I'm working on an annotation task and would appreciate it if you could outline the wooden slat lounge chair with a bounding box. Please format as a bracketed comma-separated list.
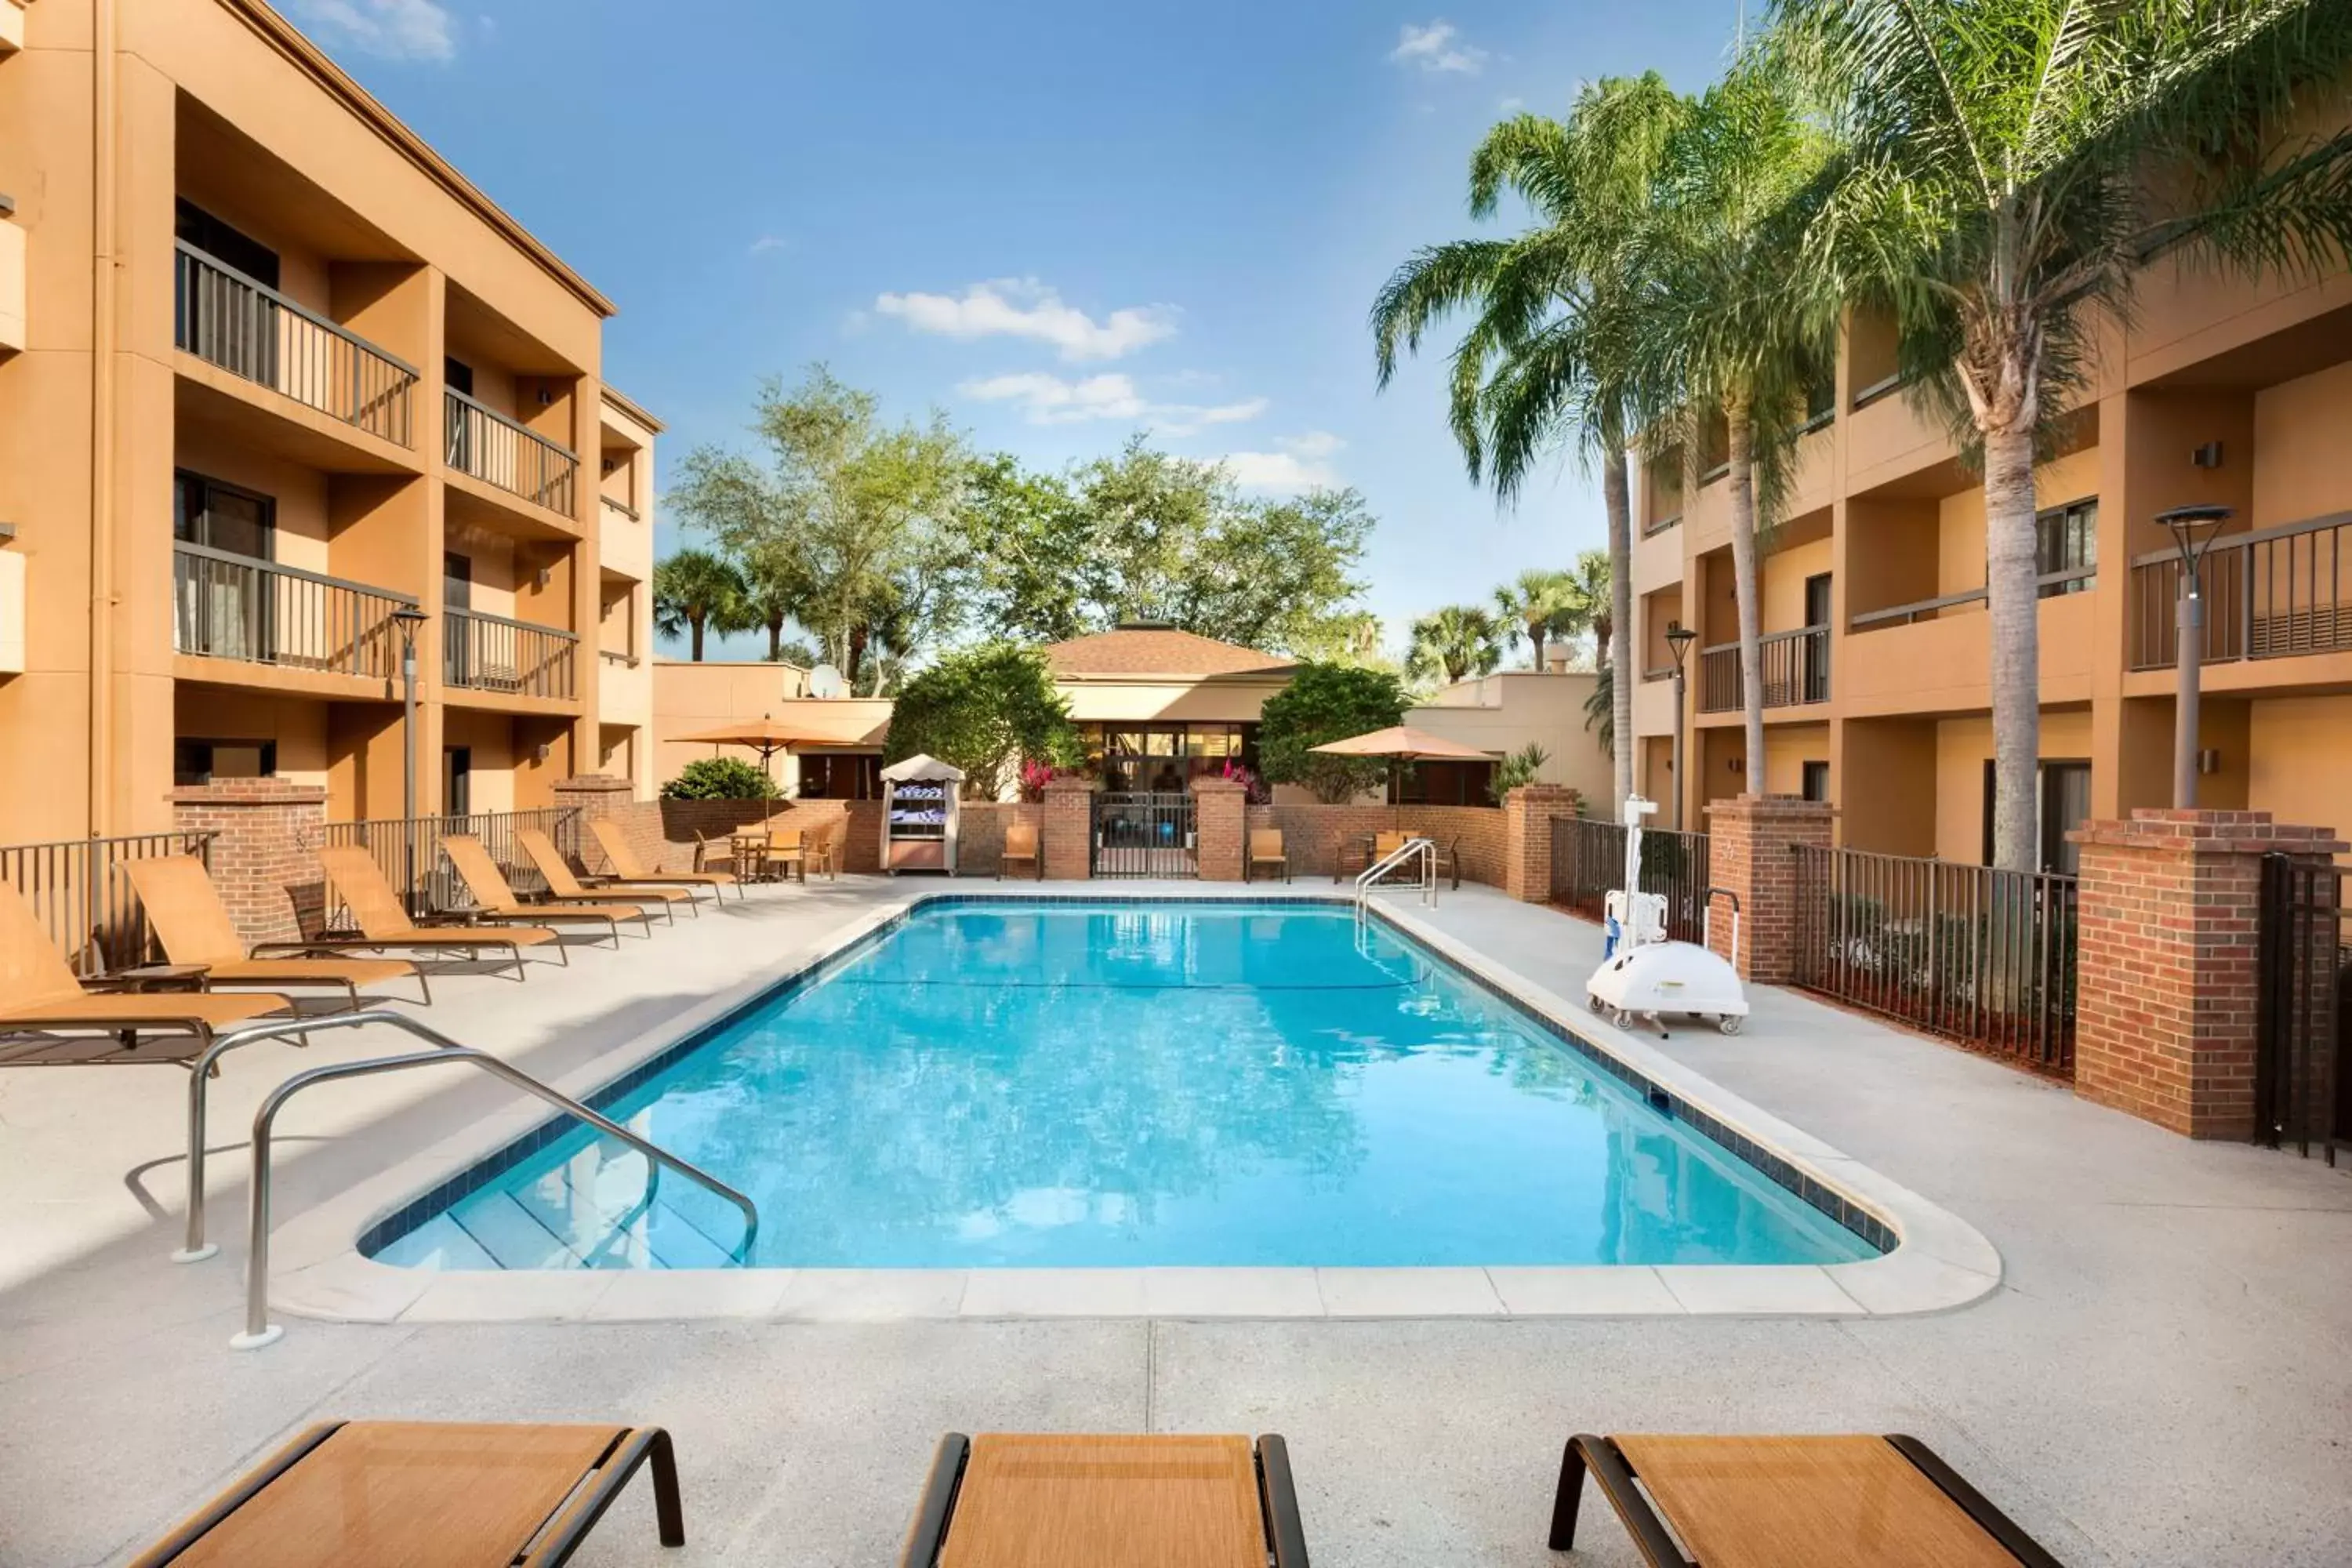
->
[587, 817, 739, 902]
[314, 846, 562, 979]
[518, 827, 699, 916]
[1247, 828, 1289, 884]
[129, 1419, 685, 1568]
[1549, 1433, 2067, 1568]
[124, 856, 424, 1009]
[442, 834, 653, 942]
[0, 880, 292, 1068]
[902, 1432, 1308, 1568]
[999, 822, 1041, 880]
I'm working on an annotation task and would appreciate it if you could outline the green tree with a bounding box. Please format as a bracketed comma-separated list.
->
[884, 644, 1083, 800]
[741, 553, 815, 663]
[1256, 662, 1412, 804]
[1775, 0, 2352, 868]
[1493, 568, 1579, 670]
[661, 757, 781, 800]
[652, 549, 752, 661]
[1406, 604, 1506, 685]
[1488, 741, 1552, 802]
[1584, 661, 1614, 757]
[1564, 547, 1613, 668]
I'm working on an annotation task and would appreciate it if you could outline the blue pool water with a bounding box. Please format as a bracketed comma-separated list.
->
[369, 902, 1875, 1271]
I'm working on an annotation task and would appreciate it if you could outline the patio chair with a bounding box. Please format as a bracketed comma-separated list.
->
[129, 1419, 685, 1567]
[804, 821, 841, 880]
[1549, 1432, 2067, 1568]
[517, 827, 699, 916]
[0, 880, 294, 1066]
[587, 817, 739, 902]
[752, 826, 808, 885]
[441, 834, 654, 942]
[1247, 827, 1289, 884]
[1000, 822, 1042, 880]
[122, 855, 425, 1009]
[900, 1432, 1308, 1568]
[314, 845, 563, 979]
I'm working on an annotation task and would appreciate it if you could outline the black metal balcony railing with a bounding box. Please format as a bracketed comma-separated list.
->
[444, 607, 577, 701]
[445, 388, 578, 517]
[2130, 511, 2352, 670]
[1849, 567, 2098, 631]
[173, 542, 415, 679]
[173, 241, 417, 447]
[1698, 626, 1831, 713]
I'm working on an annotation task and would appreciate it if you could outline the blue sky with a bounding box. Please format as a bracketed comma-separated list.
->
[285, 0, 1747, 659]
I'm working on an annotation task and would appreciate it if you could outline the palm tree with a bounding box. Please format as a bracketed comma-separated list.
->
[1584, 661, 1615, 757]
[1494, 568, 1578, 670]
[652, 549, 751, 661]
[1406, 604, 1506, 684]
[742, 555, 813, 663]
[1562, 547, 1613, 668]
[1775, 0, 2352, 868]
[1372, 74, 1690, 823]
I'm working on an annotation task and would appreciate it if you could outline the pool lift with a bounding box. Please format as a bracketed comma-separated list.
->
[1585, 796, 1748, 1037]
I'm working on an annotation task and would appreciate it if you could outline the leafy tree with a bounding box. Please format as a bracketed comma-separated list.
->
[1256, 662, 1411, 804]
[661, 757, 781, 800]
[1406, 604, 1507, 684]
[884, 644, 1083, 800]
[1775, 0, 2352, 868]
[652, 549, 752, 661]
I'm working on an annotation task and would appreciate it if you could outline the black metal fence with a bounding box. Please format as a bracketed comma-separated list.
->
[2255, 854, 2347, 1163]
[445, 608, 578, 700]
[0, 831, 216, 978]
[317, 808, 583, 917]
[1698, 626, 1831, 713]
[1549, 817, 1713, 942]
[175, 241, 416, 445]
[1791, 844, 2078, 1075]
[173, 542, 414, 679]
[1091, 793, 1197, 880]
[446, 388, 579, 517]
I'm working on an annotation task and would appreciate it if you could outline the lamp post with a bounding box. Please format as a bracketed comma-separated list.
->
[1665, 622, 1697, 830]
[390, 605, 430, 912]
[2156, 504, 2231, 808]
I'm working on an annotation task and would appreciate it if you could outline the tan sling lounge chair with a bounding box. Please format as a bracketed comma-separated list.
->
[129, 1419, 686, 1567]
[519, 826, 698, 916]
[0, 881, 292, 1069]
[587, 817, 739, 901]
[441, 834, 652, 943]
[315, 845, 562, 979]
[999, 822, 1041, 880]
[1550, 1432, 2067, 1568]
[1247, 828, 1289, 883]
[124, 856, 424, 1008]
[901, 1432, 1308, 1568]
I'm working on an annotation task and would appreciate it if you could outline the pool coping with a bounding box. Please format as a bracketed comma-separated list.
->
[263, 886, 2002, 1324]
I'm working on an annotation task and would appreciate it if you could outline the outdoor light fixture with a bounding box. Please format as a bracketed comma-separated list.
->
[390, 605, 431, 912]
[1665, 622, 1698, 830]
[2157, 503, 2233, 808]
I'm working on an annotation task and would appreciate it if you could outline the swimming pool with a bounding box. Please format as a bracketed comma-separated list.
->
[365, 900, 1879, 1272]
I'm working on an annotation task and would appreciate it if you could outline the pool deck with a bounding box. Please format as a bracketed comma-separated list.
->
[3, 877, 2348, 1565]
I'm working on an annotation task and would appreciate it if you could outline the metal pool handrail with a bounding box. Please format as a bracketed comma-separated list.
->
[1356, 837, 1437, 914]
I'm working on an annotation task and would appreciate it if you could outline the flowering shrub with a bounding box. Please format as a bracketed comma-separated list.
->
[1221, 759, 1272, 804]
[1018, 758, 1059, 802]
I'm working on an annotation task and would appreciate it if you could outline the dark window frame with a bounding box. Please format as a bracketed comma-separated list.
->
[173, 737, 278, 788]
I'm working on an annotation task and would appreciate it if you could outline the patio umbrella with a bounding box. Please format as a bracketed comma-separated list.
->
[672, 716, 836, 779]
[1310, 724, 1498, 826]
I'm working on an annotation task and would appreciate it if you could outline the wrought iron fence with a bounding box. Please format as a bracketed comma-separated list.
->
[316, 808, 583, 919]
[445, 608, 578, 701]
[2130, 512, 2352, 670]
[173, 542, 414, 678]
[1548, 816, 1713, 942]
[1792, 844, 2078, 1075]
[0, 831, 216, 978]
[1091, 793, 1198, 880]
[2254, 855, 2346, 1163]
[174, 241, 417, 445]
[445, 388, 578, 517]
[1697, 626, 1830, 713]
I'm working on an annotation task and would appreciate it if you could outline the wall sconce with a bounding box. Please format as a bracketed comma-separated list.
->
[537, 386, 554, 406]
[533, 566, 552, 590]
[2191, 442, 2223, 470]
[1728, 757, 1745, 775]
[2198, 748, 2223, 775]
[534, 742, 553, 764]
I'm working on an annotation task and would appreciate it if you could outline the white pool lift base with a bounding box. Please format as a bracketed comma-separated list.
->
[1584, 797, 1748, 1039]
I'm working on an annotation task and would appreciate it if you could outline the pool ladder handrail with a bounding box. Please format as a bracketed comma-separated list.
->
[1354, 836, 1437, 915]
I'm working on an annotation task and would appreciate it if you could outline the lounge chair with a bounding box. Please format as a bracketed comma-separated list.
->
[518, 827, 699, 916]
[1247, 827, 1289, 883]
[129, 1420, 685, 1567]
[123, 856, 424, 1008]
[314, 845, 562, 979]
[1550, 1432, 2067, 1568]
[0, 880, 293, 1067]
[1000, 822, 1041, 880]
[587, 817, 739, 901]
[902, 1433, 1308, 1568]
[441, 834, 654, 942]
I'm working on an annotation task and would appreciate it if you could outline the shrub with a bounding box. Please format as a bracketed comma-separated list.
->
[1256, 661, 1409, 804]
[1486, 742, 1551, 803]
[886, 644, 1084, 799]
[661, 757, 782, 800]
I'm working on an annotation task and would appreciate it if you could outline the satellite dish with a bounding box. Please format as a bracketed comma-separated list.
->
[808, 663, 846, 700]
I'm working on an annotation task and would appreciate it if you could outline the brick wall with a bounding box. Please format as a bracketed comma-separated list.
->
[1703, 794, 1832, 983]
[168, 778, 327, 948]
[1503, 785, 1581, 902]
[1241, 802, 1512, 887]
[1041, 775, 1095, 880]
[961, 801, 1045, 877]
[555, 780, 887, 877]
[2071, 809, 2343, 1139]
[1191, 776, 1247, 881]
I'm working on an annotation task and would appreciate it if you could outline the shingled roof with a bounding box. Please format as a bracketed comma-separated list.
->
[1041, 626, 1295, 678]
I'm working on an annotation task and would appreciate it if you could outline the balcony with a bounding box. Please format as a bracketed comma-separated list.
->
[2130, 512, 2352, 671]
[172, 242, 417, 446]
[172, 542, 414, 681]
[446, 390, 578, 519]
[444, 607, 577, 702]
[1698, 626, 1831, 713]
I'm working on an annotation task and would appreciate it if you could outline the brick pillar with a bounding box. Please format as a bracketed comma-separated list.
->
[554, 774, 645, 872]
[1702, 794, 1832, 983]
[1191, 775, 1247, 882]
[168, 779, 328, 948]
[1041, 774, 1095, 880]
[2071, 809, 2343, 1139]
[1503, 784, 1581, 902]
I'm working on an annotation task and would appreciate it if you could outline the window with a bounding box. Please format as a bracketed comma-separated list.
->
[1392, 760, 1496, 806]
[173, 474, 277, 661]
[175, 201, 279, 288]
[1802, 760, 1830, 802]
[442, 748, 472, 816]
[174, 739, 275, 787]
[797, 753, 881, 800]
[2036, 499, 2097, 597]
[174, 471, 275, 559]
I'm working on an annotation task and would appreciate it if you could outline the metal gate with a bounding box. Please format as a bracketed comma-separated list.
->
[2254, 853, 2348, 1163]
[1091, 792, 1197, 880]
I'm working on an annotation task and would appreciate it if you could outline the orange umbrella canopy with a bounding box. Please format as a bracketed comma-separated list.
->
[1308, 725, 1495, 762]
[672, 716, 850, 775]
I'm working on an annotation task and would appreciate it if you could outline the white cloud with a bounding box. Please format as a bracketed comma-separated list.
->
[958, 372, 1266, 436]
[1390, 20, 1487, 75]
[1218, 432, 1346, 493]
[284, 0, 458, 62]
[1497, 95, 1526, 114]
[874, 278, 1178, 362]
[748, 234, 791, 256]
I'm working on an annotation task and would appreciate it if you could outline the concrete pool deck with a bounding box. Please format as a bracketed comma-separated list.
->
[2, 878, 2348, 1564]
